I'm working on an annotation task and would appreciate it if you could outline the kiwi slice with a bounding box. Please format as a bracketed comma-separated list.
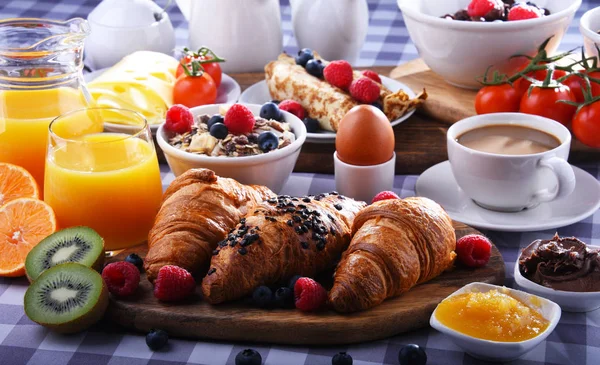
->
[25, 226, 104, 282]
[24, 263, 109, 333]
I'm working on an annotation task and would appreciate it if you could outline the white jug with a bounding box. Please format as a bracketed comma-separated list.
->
[290, 0, 369, 65]
[175, 0, 283, 73]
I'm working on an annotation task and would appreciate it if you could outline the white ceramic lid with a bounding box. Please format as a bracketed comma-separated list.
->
[87, 0, 164, 28]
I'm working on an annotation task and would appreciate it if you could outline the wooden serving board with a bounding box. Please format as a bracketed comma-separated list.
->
[106, 221, 505, 345]
[232, 61, 599, 175]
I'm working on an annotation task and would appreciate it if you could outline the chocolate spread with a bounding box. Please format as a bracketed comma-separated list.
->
[519, 234, 600, 292]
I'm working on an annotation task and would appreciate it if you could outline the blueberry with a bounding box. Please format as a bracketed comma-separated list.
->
[295, 48, 314, 67]
[260, 102, 282, 121]
[274, 287, 294, 308]
[257, 131, 279, 152]
[398, 344, 427, 365]
[305, 59, 324, 78]
[302, 117, 320, 133]
[207, 114, 224, 129]
[371, 101, 384, 112]
[252, 285, 273, 308]
[210, 122, 229, 139]
[332, 352, 353, 365]
[145, 329, 168, 351]
[235, 349, 262, 365]
[288, 275, 302, 290]
[125, 253, 144, 272]
[270, 99, 280, 105]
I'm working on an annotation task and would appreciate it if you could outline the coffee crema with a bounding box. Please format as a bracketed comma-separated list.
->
[456, 124, 561, 155]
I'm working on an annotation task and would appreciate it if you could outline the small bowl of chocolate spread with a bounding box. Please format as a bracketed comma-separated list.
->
[514, 234, 600, 312]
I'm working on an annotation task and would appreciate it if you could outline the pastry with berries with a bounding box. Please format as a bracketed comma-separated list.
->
[265, 52, 427, 132]
[201, 193, 366, 304]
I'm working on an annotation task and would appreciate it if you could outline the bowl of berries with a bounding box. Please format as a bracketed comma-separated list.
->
[157, 103, 307, 193]
[398, 0, 582, 89]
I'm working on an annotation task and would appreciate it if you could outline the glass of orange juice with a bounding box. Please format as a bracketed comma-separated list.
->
[44, 108, 163, 251]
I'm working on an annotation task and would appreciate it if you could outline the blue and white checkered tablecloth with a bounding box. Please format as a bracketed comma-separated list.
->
[1, 0, 600, 364]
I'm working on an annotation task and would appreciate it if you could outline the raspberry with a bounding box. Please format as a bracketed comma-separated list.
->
[349, 77, 381, 104]
[507, 4, 543, 21]
[165, 104, 194, 134]
[324, 60, 354, 90]
[102, 262, 140, 297]
[371, 191, 400, 204]
[456, 234, 492, 268]
[224, 104, 255, 135]
[153, 265, 196, 302]
[278, 100, 306, 120]
[467, 0, 503, 18]
[294, 277, 327, 311]
[362, 70, 382, 84]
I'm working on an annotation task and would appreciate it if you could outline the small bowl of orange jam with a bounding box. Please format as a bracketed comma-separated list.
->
[430, 282, 561, 362]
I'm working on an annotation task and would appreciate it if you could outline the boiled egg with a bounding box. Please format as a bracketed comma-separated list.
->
[335, 105, 395, 166]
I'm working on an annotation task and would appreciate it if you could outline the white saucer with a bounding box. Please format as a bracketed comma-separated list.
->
[238, 75, 417, 144]
[415, 161, 600, 232]
[84, 69, 241, 133]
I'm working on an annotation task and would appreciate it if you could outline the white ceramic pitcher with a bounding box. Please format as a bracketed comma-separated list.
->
[290, 0, 369, 65]
[175, 0, 283, 73]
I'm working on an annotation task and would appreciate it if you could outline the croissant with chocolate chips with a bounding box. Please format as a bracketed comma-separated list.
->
[201, 193, 366, 304]
[329, 197, 456, 313]
[144, 169, 275, 282]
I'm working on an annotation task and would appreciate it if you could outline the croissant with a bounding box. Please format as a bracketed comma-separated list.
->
[329, 197, 456, 313]
[144, 169, 275, 282]
[201, 193, 366, 304]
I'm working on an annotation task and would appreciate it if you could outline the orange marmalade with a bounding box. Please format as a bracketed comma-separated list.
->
[435, 289, 549, 342]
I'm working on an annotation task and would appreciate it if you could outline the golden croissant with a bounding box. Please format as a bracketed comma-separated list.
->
[329, 197, 456, 312]
[201, 193, 366, 304]
[144, 169, 275, 282]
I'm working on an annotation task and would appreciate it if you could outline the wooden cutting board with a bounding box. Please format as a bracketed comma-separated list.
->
[106, 221, 505, 345]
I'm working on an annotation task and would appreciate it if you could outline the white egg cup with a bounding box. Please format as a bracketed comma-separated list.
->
[333, 152, 396, 204]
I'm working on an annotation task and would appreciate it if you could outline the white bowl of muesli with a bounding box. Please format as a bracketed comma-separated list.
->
[157, 103, 307, 193]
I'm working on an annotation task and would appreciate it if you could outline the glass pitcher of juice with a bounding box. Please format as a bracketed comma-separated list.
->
[0, 18, 92, 190]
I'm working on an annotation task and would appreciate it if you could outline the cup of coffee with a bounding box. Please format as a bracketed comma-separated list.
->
[447, 113, 576, 212]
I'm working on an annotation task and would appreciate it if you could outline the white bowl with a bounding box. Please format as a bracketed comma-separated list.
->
[430, 282, 561, 362]
[157, 104, 307, 193]
[398, 0, 582, 89]
[580, 6, 600, 59]
[513, 246, 600, 312]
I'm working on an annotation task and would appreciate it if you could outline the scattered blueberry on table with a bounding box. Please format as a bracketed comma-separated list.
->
[146, 329, 169, 351]
[235, 348, 262, 365]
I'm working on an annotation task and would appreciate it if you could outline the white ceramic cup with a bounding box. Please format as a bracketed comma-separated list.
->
[447, 113, 576, 212]
[85, 15, 175, 70]
[334, 152, 396, 203]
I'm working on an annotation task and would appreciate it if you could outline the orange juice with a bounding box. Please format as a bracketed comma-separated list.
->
[44, 133, 163, 250]
[0, 88, 88, 187]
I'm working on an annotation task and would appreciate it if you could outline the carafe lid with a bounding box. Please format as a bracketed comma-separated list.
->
[88, 0, 166, 28]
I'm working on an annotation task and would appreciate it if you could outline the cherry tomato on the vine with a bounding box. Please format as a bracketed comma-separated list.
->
[173, 72, 217, 108]
[519, 85, 576, 126]
[572, 101, 600, 148]
[514, 69, 567, 97]
[176, 55, 222, 87]
[475, 84, 522, 114]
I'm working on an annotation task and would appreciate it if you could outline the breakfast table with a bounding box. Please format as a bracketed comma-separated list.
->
[1, 0, 600, 364]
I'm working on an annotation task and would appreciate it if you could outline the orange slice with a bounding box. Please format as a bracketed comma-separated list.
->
[0, 198, 57, 277]
[0, 163, 39, 206]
